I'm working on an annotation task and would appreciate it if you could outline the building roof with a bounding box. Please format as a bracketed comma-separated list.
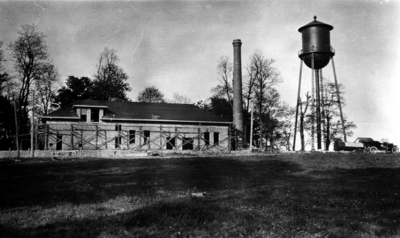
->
[298, 16, 333, 32]
[71, 99, 108, 108]
[42, 99, 231, 124]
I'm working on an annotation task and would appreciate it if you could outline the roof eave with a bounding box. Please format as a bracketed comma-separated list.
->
[72, 105, 108, 108]
[101, 118, 232, 124]
[41, 116, 80, 120]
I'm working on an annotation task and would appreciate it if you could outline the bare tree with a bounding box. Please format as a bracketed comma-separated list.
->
[243, 64, 257, 114]
[137, 86, 165, 103]
[299, 92, 311, 151]
[92, 47, 131, 101]
[275, 102, 296, 151]
[211, 56, 233, 106]
[34, 62, 60, 115]
[169, 92, 191, 104]
[304, 82, 356, 150]
[320, 82, 356, 149]
[8, 24, 49, 134]
[248, 50, 282, 150]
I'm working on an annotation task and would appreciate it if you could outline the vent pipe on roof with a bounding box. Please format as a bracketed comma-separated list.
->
[232, 39, 245, 149]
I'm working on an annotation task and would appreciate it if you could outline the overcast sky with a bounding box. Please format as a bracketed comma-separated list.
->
[1, 0, 399, 145]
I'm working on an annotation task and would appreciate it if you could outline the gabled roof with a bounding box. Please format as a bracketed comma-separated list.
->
[71, 99, 108, 108]
[43, 106, 80, 119]
[42, 99, 231, 124]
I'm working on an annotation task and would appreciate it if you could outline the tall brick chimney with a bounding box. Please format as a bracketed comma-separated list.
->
[232, 39, 245, 149]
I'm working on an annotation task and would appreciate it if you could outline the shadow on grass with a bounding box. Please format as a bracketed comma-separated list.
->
[0, 198, 270, 238]
[1, 157, 400, 237]
[0, 158, 302, 208]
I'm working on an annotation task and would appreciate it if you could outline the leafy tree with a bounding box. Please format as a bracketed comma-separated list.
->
[137, 86, 165, 103]
[8, 24, 49, 135]
[0, 41, 15, 150]
[55, 76, 93, 106]
[194, 99, 211, 110]
[209, 96, 233, 121]
[168, 92, 192, 104]
[0, 95, 15, 150]
[92, 47, 131, 101]
[0, 41, 10, 96]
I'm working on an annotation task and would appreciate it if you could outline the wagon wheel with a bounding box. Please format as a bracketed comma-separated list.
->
[392, 147, 399, 154]
[369, 146, 378, 154]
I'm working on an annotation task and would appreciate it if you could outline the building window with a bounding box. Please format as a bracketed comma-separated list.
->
[80, 109, 87, 122]
[183, 138, 193, 150]
[91, 108, 99, 122]
[204, 132, 210, 146]
[214, 132, 219, 145]
[115, 125, 121, 131]
[56, 135, 62, 150]
[115, 136, 122, 148]
[166, 137, 175, 150]
[129, 130, 136, 144]
[143, 130, 150, 144]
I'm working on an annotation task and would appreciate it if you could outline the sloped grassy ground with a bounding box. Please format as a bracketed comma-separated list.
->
[0, 153, 400, 237]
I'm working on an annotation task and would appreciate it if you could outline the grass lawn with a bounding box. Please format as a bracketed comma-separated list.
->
[1, 153, 400, 237]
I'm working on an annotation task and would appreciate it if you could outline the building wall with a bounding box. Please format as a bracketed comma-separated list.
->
[44, 121, 230, 151]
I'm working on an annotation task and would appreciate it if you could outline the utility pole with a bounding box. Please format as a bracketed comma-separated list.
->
[13, 98, 20, 159]
[31, 91, 35, 158]
[249, 100, 254, 152]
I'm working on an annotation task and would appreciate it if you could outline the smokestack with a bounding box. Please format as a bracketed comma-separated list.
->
[232, 39, 245, 149]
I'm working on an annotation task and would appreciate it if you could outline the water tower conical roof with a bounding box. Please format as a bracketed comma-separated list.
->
[298, 16, 333, 32]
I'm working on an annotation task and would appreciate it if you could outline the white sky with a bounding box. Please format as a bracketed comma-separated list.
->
[0, 0, 399, 145]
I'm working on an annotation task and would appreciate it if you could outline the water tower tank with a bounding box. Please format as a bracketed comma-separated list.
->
[298, 16, 335, 69]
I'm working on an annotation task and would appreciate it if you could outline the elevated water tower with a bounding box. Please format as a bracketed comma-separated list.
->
[293, 16, 346, 151]
[298, 16, 334, 69]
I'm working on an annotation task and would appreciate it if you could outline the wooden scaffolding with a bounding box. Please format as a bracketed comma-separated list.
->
[37, 124, 232, 152]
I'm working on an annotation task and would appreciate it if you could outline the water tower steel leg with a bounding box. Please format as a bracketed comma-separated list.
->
[311, 54, 315, 151]
[319, 70, 327, 150]
[293, 59, 303, 151]
[331, 57, 347, 142]
[315, 69, 322, 150]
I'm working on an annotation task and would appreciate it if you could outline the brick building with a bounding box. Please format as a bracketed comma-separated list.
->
[40, 99, 232, 152]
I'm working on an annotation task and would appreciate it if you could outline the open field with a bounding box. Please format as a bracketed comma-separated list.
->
[1, 153, 400, 237]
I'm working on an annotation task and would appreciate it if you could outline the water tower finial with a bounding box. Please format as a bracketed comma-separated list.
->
[314, 16, 317, 21]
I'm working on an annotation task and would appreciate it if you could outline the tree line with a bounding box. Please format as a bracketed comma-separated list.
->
[0, 24, 355, 151]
